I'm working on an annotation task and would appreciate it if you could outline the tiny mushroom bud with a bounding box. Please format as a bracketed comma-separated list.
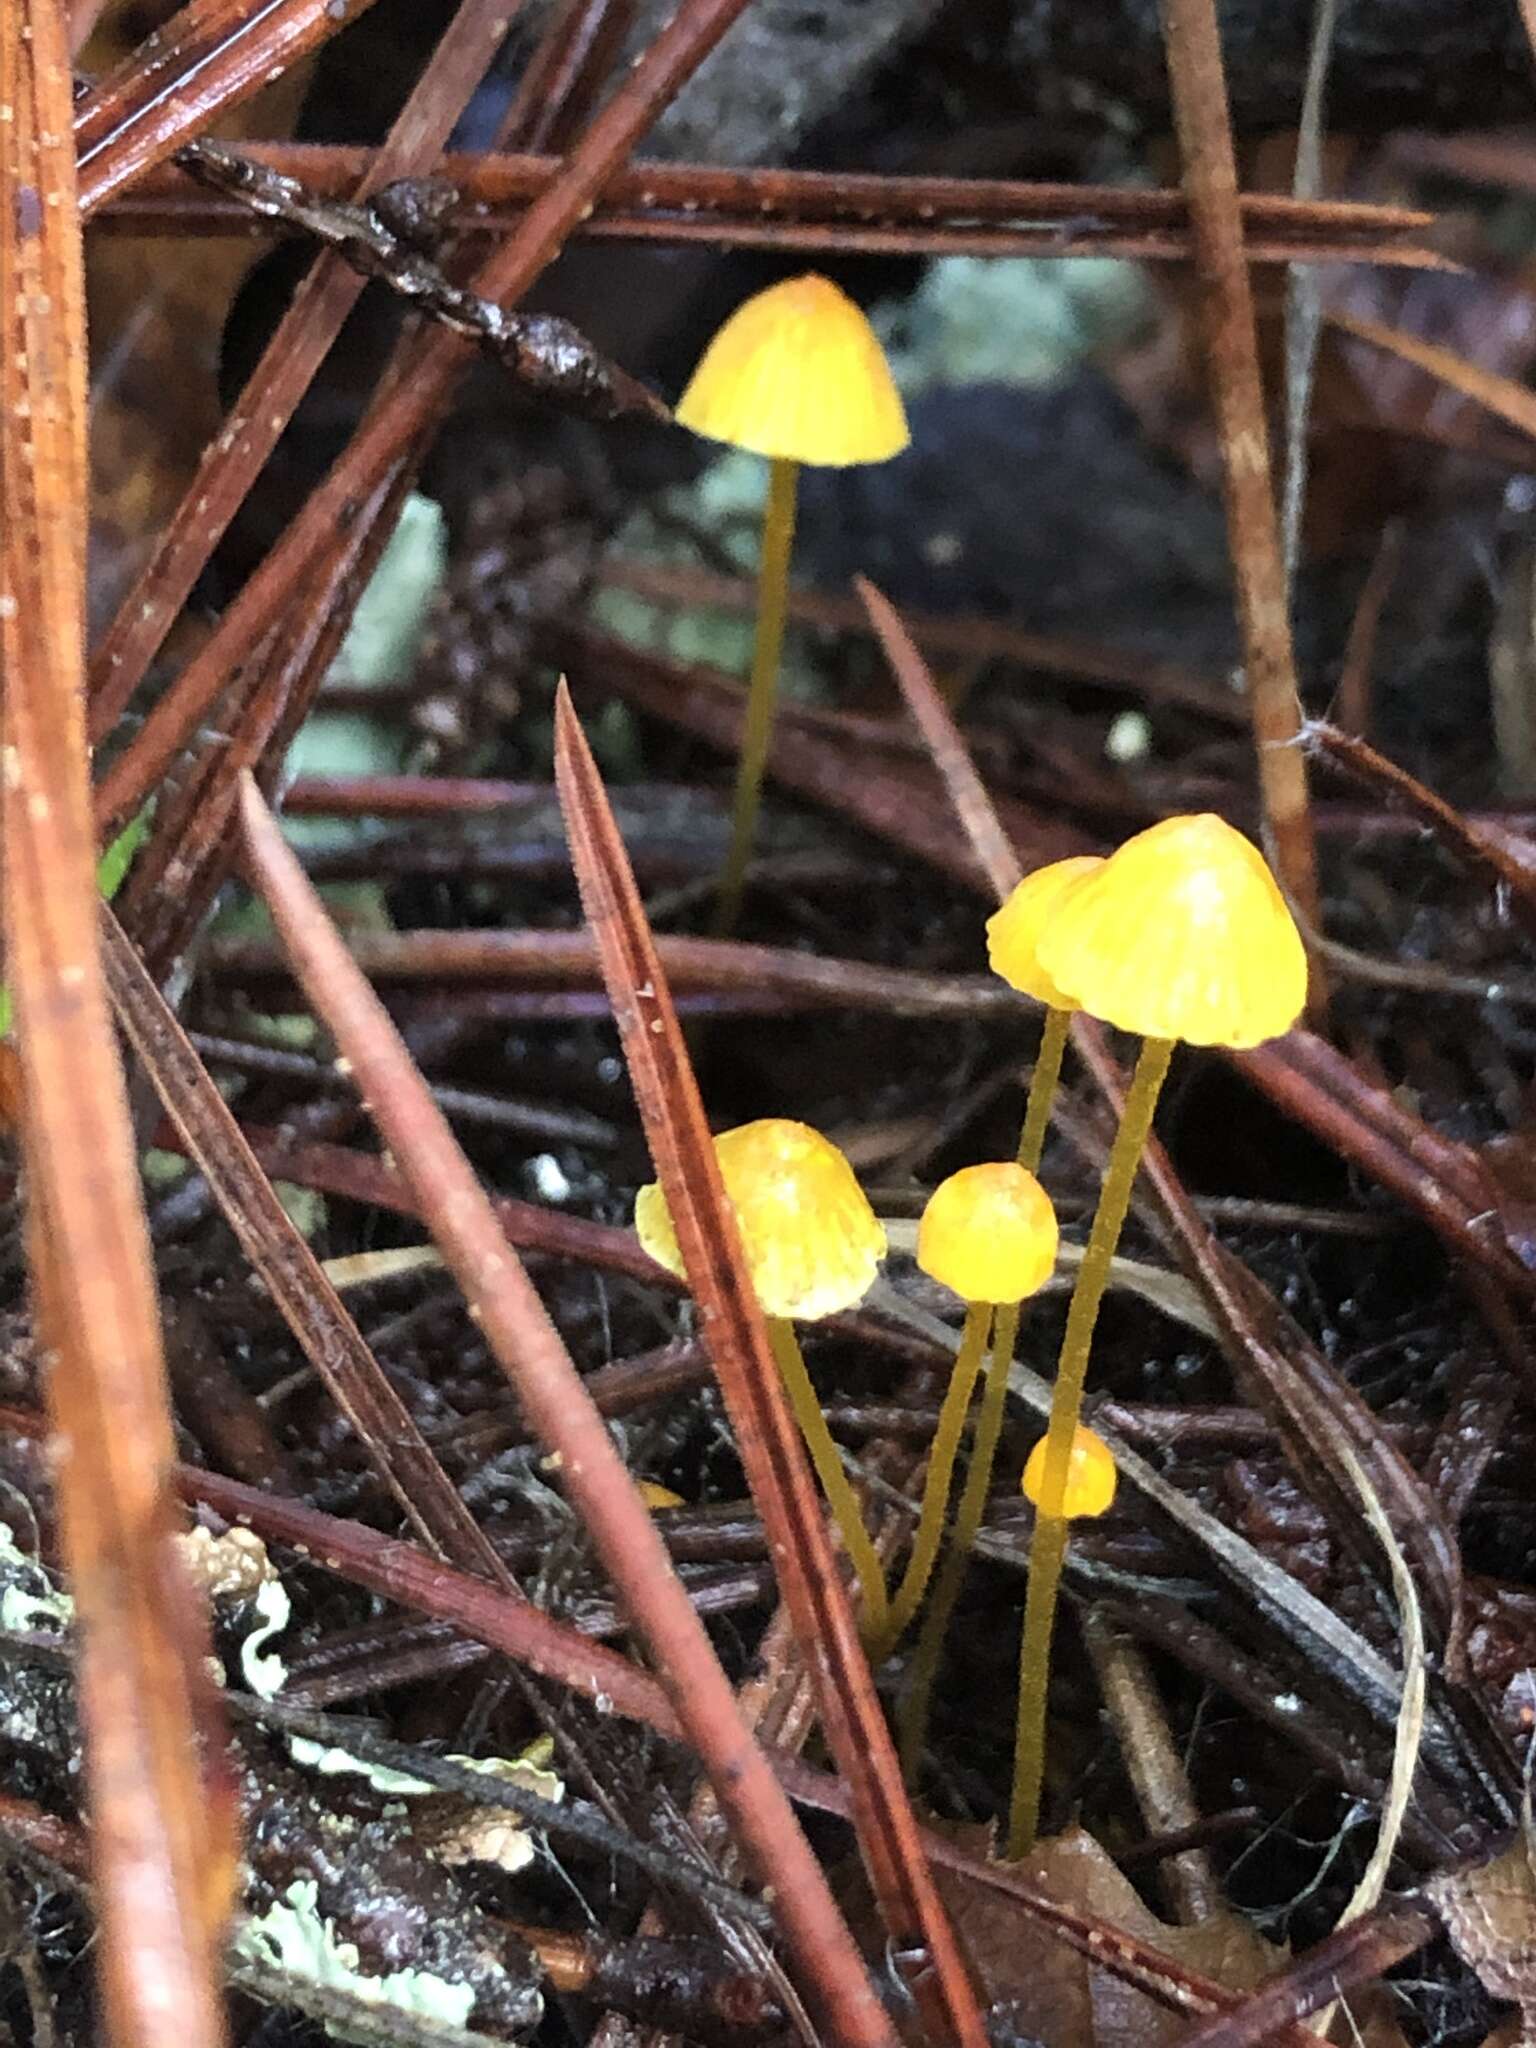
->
[1022, 1424, 1117, 1522]
[880, 1163, 1060, 1659]
[675, 275, 909, 931]
[635, 1117, 890, 1632]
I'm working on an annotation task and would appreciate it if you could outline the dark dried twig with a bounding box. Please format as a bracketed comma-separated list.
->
[210, 924, 1022, 1017]
[177, 141, 666, 422]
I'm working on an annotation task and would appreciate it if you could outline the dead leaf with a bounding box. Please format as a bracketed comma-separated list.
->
[1428, 1835, 1536, 2016]
[931, 1827, 1284, 2048]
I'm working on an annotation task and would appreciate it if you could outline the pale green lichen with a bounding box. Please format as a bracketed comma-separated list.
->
[873, 254, 1150, 394]
[0, 1524, 71, 1636]
[284, 491, 447, 850]
[234, 1877, 476, 2032]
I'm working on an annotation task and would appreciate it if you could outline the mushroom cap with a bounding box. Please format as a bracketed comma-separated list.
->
[674, 274, 910, 467]
[634, 1117, 887, 1320]
[916, 1162, 1058, 1306]
[1022, 1424, 1118, 1520]
[985, 855, 1105, 1007]
[1037, 814, 1307, 1048]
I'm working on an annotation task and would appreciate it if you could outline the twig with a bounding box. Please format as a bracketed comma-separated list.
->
[1083, 1613, 1220, 1924]
[208, 924, 1023, 1016]
[856, 576, 1024, 899]
[177, 140, 665, 420]
[98, 141, 1444, 268]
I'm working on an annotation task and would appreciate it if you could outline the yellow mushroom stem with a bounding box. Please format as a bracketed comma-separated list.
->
[876, 1300, 992, 1657]
[894, 1007, 1069, 1762]
[1017, 1004, 1070, 1175]
[714, 455, 799, 935]
[765, 1314, 889, 1638]
[1009, 1031, 1173, 1858]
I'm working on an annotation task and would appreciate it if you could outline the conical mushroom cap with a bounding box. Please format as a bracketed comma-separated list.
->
[916, 1162, 1058, 1306]
[634, 1118, 886, 1320]
[986, 855, 1104, 1007]
[675, 274, 909, 467]
[1037, 814, 1307, 1048]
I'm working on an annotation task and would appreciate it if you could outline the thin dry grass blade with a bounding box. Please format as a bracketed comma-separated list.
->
[234, 773, 898, 2048]
[0, 5, 228, 2042]
[856, 574, 1024, 900]
[1159, 0, 1326, 1002]
[100, 906, 509, 1581]
[1328, 306, 1536, 441]
[551, 683, 989, 2048]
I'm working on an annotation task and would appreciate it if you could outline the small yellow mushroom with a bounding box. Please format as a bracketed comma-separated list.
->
[636, 1117, 889, 1631]
[877, 1164, 1057, 1660]
[676, 276, 909, 930]
[1010, 814, 1305, 1857]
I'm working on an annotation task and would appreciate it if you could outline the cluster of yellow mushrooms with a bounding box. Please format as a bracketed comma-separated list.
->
[633, 278, 1311, 1859]
[637, 810, 1308, 1857]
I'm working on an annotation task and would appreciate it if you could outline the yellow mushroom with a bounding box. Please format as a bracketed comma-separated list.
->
[1009, 813, 1305, 1857]
[675, 276, 909, 931]
[635, 1117, 890, 1632]
[879, 1164, 1057, 1664]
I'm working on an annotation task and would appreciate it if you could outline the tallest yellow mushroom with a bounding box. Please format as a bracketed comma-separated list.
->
[676, 274, 909, 931]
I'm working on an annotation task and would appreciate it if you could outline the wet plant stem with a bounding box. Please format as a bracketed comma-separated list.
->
[1010, 1032, 1174, 1858]
[766, 1315, 888, 1639]
[714, 455, 798, 935]
[896, 1008, 1070, 1766]
[875, 1301, 992, 1658]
